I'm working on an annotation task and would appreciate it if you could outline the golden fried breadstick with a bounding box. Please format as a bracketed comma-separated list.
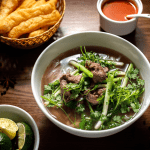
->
[16, 0, 37, 10]
[32, 0, 57, 8]
[28, 26, 49, 38]
[32, 0, 46, 7]
[8, 10, 61, 38]
[0, 2, 56, 34]
[47, 0, 58, 6]
[0, 0, 20, 20]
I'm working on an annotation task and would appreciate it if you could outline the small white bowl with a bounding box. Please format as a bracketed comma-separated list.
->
[97, 0, 143, 36]
[0, 104, 39, 150]
[31, 31, 150, 138]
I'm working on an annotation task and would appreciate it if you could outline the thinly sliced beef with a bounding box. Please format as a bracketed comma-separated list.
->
[86, 92, 99, 105]
[103, 67, 109, 73]
[85, 88, 106, 105]
[60, 73, 82, 102]
[60, 73, 82, 84]
[66, 74, 82, 84]
[97, 88, 106, 96]
[86, 61, 107, 83]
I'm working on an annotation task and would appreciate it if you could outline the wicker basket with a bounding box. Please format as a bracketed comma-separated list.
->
[0, 0, 65, 49]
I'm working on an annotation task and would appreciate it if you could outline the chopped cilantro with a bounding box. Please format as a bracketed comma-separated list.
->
[79, 113, 93, 130]
[75, 104, 85, 114]
[42, 47, 145, 131]
[78, 46, 116, 69]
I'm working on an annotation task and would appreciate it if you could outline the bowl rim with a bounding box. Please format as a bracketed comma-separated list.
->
[0, 104, 40, 149]
[31, 31, 150, 136]
[97, 0, 143, 23]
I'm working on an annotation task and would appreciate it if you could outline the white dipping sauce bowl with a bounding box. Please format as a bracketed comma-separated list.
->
[97, 0, 143, 36]
[0, 104, 40, 150]
[31, 31, 150, 138]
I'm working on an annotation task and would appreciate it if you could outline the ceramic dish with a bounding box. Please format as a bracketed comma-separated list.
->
[31, 31, 150, 138]
[0, 104, 39, 149]
[97, 0, 143, 36]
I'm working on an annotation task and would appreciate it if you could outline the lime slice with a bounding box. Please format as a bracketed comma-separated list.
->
[0, 132, 12, 150]
[17, 122, 34, 150]
[17, 123, 25, 150]
[0, 118, 18, 140]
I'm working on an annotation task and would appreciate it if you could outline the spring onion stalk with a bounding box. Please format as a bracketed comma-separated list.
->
[74, 73, 80, 76]
[70, 69, 79, 75]
[97, 77, 122, 90]
[101, 77, 123, 83]
[112, 77, 123, 82]
[115, 71, 126, 76]
[99, 60, 124, 66]
[44, 101, 49, 106]
[97, 84, 107, 88]
[121, 63, 133, 87]
[54, 87, 61, 97]
[113, 61, 124, 66]
[106, 71, 125, 76]
[97, 77, 123, 89]
[69, 60, 93, 78]
[94, 74, 114, 129]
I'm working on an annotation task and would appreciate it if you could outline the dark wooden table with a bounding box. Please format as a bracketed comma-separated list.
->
[0, 0, 150, 149]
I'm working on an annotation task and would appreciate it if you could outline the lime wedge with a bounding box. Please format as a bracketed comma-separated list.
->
[0, 118, 18, 140]
[0, 132, 12, 150]
[17, 123, 25, 150]
[17, 122, 34, 150]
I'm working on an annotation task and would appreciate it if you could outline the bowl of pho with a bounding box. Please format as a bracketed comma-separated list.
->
[31, 31, 150, 138]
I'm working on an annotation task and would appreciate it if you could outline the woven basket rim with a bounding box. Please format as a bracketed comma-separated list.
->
[0, 0, 66, 41]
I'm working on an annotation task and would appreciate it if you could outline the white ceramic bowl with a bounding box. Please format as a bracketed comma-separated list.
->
[31, 31, 150, 138]
[0, 104, 40, 149]
[97, 0, 143, 36]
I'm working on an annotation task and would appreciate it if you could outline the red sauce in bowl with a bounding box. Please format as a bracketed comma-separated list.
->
[102, 0, 138, 21]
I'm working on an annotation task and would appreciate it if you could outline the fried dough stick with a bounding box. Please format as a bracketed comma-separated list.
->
[28, 26, 49, 38]
[28, 0, 58, 37]
[0, 0, 20, 20]
[8, 10, 61, 38]
[0, 2, 56, 34]
[16, 0, 37, 10]
[32, 0, 46, 7]
[47, 0, 58, 6]
[27, 0, 47, 37]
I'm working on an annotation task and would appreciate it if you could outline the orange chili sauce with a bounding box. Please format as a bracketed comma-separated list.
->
[102, 0, 138, 21]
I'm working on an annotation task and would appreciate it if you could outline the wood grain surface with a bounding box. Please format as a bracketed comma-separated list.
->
[0, 0, 150, 149]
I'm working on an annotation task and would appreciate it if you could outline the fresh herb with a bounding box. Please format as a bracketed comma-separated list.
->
[69, 60, 93, 78]
[44, 79, 60, 95]
[42, 47, 145, 131]
[79, 113, 93, 130]
[75, 104, 85, 114]
[63, 83, 81, 99]
[94, 73, 114, 129]
[78, 46, 124, 69]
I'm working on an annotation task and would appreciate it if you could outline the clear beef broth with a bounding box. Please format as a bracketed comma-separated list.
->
[41, 46, 135, 127]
